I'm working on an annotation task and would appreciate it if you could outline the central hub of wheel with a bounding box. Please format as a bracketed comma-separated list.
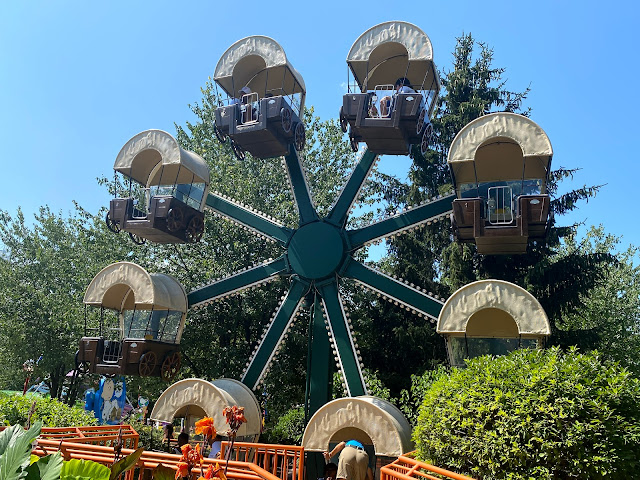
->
[287, 221, 345, 280]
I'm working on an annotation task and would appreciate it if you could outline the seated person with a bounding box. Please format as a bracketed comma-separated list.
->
[319, 463, 338, 480]
[380, 77, 415, 117]
[174, 432, 189, 455]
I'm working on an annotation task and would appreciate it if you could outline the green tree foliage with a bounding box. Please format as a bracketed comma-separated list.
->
[0, 207, 137, 398]
[413, 348, 640, 479]
[0, 394, 96, 427]
[555, 226, 640, 373]
[262, 406, 305, 445]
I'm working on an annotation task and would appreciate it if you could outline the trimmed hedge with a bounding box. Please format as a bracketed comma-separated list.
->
[0, 393, 97, 427]
[413, 347, 640, 479]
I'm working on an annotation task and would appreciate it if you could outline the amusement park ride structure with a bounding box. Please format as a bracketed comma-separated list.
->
[80, 21, 553, 419]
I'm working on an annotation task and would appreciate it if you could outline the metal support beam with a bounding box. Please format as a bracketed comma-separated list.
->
[283, 148, 319, 226]
[205, 192, 293, 245]
[343, 259, 444, 320]
[326, 149, 378, 227]
[305, 291, 332, 421]
[318, 281, 366, 397]
[242, 278, 309, 389]
[348, 194, 455, 249]
[187, 256, 289, 308]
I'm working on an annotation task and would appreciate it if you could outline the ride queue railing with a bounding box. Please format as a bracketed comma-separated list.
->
[33, 439, 281, 480]
[380, 453, 476, 480]
[0, 424, 139, 449]
[220, 441, 304, 480]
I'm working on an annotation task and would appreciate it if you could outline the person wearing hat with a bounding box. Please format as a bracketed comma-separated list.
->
[323, 440, 372, 480]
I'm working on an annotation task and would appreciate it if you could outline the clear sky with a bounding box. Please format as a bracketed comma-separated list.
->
[1, 1, 638, 249]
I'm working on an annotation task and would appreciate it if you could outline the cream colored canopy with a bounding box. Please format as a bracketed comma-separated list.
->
[150, 378, 262, 437]
[83, 262, 188, 313]
[347, 21, 439, 92]
[114, 130, 210, 188]
[214, 36, 305, 110]
[302, 396, 412, 457]
[447, 113, 553, 188]
[437, 280, 551, 338]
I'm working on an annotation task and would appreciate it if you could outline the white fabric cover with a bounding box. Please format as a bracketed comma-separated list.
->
[83, 262, 187, 313]
[149, 378, 261, 437]
[346, 21, 439, 92]
[437, 280, 551, 337]
[447, 113, 552, 185]
[114, 130, 210, 188]
[301, 396, 412, 457]
[214, 35, 305, 111]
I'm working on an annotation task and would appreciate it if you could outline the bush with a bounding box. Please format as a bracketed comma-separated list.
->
[0, 393, 97, 427]
[413, 347, 640, 479]
[263, 406, 305, 445]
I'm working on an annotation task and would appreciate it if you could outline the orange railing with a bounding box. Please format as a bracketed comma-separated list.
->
[0, 424, 139, 448]
[380, 453, 476, 480]
[221, 441, 304, 480]
[34, 439, 281, 480]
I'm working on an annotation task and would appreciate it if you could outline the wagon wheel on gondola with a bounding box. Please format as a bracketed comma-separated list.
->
[214, 123, 227, 144]
[281, 107, 292, 133]
[128, 232, 146, 245]
[105, 212, 120, 233]
[231, 139, 246, 161]
[339, 106, 348, 133]
[166, 207, 185, 232]
[160, 351, 181, 381]
[185, 216, 205, 243]
[138, 351, 157, 377]
[420, 123, 434, 156]
[294, 123, 306, 152]
[416, 108, 427, 135]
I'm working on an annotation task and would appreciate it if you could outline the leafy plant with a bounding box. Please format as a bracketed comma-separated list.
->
[0, 395, 96, 428]
[413, 347, 640, 479]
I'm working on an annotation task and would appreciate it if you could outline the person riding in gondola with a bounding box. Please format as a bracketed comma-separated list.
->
[379, 78, 416, 117]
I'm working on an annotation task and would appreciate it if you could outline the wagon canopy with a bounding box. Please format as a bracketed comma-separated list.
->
[214, 35, 306, 111]
[347, 21, 439, 93]
[150, 378, 262, 437]
[302, 396, 413, 457]
[437, 279, 551, 338]
[83, 262, 188, 313]
[447, 113, 553, 188]
[113, 130, 210, 189]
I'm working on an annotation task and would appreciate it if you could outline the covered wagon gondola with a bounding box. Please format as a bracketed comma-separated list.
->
[448, 112, 553, 254]
[76, 262, 187, 381]
[106, 130, 210, 244]
[213, 36, 306, 160]
[340, 21, 440, 156]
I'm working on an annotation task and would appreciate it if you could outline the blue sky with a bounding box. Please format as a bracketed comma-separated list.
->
[1, 1, 638, 250]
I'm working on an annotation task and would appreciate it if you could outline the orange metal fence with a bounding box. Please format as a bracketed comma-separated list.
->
[0, 424, 139, 448]
[34, 439, 281, 480]
[221, 441, 304, 480]
[380, 453, 476, 480]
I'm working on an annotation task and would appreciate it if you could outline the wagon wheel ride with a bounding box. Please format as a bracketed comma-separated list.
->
[448, 112, 553, 255]
[106, 130, 210, 244]
[212, 36, 307, 160]
[340, 21, 440, 156]
[77, 262, 188, 380]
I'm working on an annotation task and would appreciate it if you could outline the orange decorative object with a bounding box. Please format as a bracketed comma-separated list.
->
[195, 417, 216, 440]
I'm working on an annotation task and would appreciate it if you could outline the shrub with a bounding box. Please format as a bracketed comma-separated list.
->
[0, 393, 97, 427]
[413, 347, 640, 479]
[263, 406, 305, 445]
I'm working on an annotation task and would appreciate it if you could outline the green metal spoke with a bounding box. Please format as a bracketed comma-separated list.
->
[347, 194, 455, 250]
[187, 256, 289, 308]
[343, 259, 444, 320]
[205, 192, 293, 245]
[283, 148, 319, 226]
[242, 277, 309, 389]
[318, 280, 367, 397]
[305, 291, 332, 420]
[326, 149, 378, 227]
